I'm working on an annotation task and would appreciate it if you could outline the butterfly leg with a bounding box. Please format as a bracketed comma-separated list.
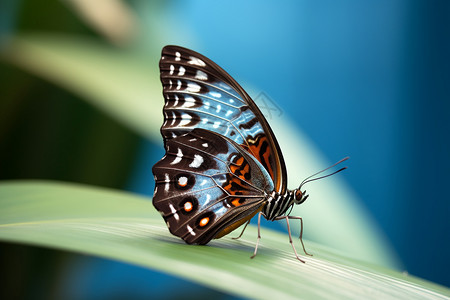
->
[287, 216, 313, 257]
[232, 219, 251, 240]
[274, 216, 311, 262]
[250, 212, 263, 259]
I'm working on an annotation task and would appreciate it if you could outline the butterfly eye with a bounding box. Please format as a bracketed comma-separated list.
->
[295, 189, 303, 201]
[294, 190, 309, 204]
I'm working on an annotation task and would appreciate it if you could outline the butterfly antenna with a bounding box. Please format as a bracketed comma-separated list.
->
[299, 157, 349, 189]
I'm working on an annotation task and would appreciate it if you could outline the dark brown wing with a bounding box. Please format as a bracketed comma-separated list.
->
[159, 45, 287, 193]
[152, 128, 274, 244]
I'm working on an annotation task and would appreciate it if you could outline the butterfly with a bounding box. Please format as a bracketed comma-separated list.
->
[152, 45, 348, 262]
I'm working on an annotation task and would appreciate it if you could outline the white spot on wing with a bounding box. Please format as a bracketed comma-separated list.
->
[179, 114, 192, 126]
[183, 96, 196, 108]
[170, 148, 183, 165]
[187, 225, 196, 236]
[178, 66, 185, 76]
[216, 104, 221, 113]
[176, 80, 182, 90]
[210, 91, 222, 98]
[195, 70, 208, 80]
[175, 51, 181, 61]
[169, 65, 174, 75]
[186, 82, 201, 92]
[202, 143, 208, 147]
[189, 154, 204, 168]
[188, 56, 206, 66]
[164, 173, 170, 192]
[213, 121, 221, 129]
[178, 176, 187, 186]
[170, 111, 176, 126]
[169, 204, 180, 221]
[202, 118, 208, 124]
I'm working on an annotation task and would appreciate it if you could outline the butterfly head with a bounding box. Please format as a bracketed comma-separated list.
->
[294, 189, 309, 205]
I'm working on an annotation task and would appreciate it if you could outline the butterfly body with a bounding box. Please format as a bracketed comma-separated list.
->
[152, 45, 345, 259]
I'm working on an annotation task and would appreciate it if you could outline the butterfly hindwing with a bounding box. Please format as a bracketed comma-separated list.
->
[152, 128, 274, 244]
[159, 46, 287, 193]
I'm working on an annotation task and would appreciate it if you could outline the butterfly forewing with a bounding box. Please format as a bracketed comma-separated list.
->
[160, 46, 287, 193]
[152, 128, 274, 244]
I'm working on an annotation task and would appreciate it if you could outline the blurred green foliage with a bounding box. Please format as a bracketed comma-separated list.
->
[1, 0, 140, 187]
[0, 1, 142, 298]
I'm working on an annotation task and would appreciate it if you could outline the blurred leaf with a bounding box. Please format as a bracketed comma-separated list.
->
[1, 33, 162, 140]
[0, 64, 140, 187]
[0, 181, 448, 300]
[63, 0, 137, 45]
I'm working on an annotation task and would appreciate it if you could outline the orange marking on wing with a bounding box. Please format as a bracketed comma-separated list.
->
[230, 156, 244, 174]
[223, 176, 243, 195]
[231, 198, 243, 207]
[246, 136, 275, 180]
[242, 163, 250, 179]
[199, 217, 210, 227]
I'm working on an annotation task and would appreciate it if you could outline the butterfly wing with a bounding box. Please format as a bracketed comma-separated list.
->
[152, 128, 274, 244]
[159, 45, 287, 194]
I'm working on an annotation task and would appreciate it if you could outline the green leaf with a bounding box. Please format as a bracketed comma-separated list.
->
[0, 181, 448, 299]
